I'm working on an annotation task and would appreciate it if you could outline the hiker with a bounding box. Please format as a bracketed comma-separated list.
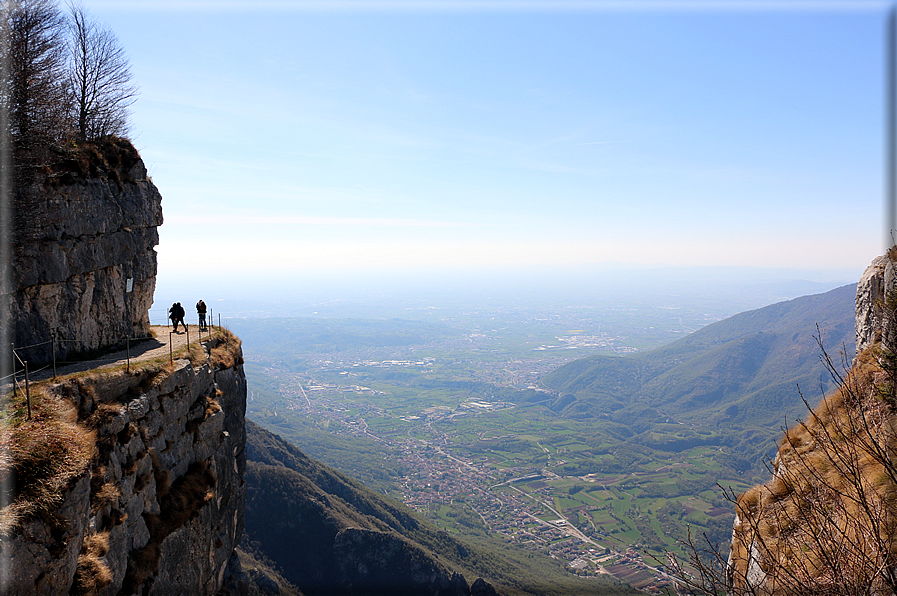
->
[168, 302, 186, 332]
[196, 299, 207, 331]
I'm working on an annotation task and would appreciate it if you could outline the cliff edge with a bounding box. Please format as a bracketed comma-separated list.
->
[0, 332, 247, 596]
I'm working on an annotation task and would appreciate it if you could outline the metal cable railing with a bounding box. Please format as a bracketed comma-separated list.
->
[6, 312, 230, 419]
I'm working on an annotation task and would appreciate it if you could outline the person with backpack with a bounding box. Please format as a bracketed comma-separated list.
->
[196, 299, 208, 331]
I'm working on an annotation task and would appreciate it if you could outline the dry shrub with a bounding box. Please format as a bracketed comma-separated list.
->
[669, 330, 897, 596]
[72, 530, 113, 595]
[0, 388, 96, 534]
[725, 342, 897, 595]
[208, 329, 243, 370]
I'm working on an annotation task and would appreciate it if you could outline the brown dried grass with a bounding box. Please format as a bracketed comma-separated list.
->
[0, 387, 96, 534]
[91, 482, 120, 513]
[729, 343, 897, 594]
[208, 329, 243, 370]
[72, 530, 113, 595]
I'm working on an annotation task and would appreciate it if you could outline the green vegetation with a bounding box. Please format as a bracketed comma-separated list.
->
[234, 285, 854, 591]
[245, 421, 638, 595]
[542, 283, 856, 466]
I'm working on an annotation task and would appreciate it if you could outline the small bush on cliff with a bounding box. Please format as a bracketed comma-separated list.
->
[0, 387, 95, 534]
[73, 530, 113, 596]
[209, 329, 243, 370]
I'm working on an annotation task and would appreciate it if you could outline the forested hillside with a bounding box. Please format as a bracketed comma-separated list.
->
[541, 284, 856, 464]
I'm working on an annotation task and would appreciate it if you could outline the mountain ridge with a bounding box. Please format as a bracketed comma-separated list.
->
[541, 284, 856, 461]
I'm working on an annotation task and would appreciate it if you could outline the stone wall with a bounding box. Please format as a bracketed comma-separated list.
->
[0, 338, 246, 596]
[6, 138, 163, 366]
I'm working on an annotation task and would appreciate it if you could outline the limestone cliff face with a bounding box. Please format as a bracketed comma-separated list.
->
[0, 337, 246, 596]
[854, 253, 897, 357]
[6, 138, 163, 366]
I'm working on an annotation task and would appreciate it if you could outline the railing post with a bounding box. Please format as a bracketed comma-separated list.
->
[126, 336, 131, 373]
[186, 325, 190, 349]
[52, 330, 57, 379]
[10, 343, 15, 398]
[24, 360, 30, 420]
[169, 330, 174, 363]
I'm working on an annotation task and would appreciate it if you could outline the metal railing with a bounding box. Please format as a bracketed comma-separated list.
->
[6, 312, 230, 420]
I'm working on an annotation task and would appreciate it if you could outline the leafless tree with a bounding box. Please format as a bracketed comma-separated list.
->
[3, 0, 69, 159]
[65, 2, 137, 140]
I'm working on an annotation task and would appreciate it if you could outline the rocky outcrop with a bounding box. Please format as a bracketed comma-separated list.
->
[0, 336, 246, 596]
[6, 138, 163, 366]
[728, 252, 897, 594]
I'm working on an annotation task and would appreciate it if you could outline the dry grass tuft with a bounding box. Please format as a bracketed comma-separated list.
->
[83, 531, 111, 557]
[208, 329, 243, 370]
[205, 397, 221, 419]
[91, 482, 120, 513]
[83, 402, 123, 431]
[186, 342, 206, 365]
[0, 387, 96, 534]
[73, 530, 113, 596]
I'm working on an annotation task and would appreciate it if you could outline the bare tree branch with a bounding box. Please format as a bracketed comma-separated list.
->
[3, 0, 69, 163]
[66, 2, 137, 140]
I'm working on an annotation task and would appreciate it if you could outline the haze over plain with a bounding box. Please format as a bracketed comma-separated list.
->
[84, 0, 885, 308]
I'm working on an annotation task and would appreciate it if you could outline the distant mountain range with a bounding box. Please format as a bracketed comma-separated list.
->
[541, 284, 856, 463]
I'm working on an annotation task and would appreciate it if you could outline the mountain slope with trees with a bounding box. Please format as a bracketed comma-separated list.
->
[541, 284, 856, 463]
[242, 420, 639, 596]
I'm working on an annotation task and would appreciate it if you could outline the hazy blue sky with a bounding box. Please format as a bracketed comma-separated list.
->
[85, 0, 887, 301]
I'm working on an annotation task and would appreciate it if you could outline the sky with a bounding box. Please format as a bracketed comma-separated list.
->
[81, 0, 889, 308]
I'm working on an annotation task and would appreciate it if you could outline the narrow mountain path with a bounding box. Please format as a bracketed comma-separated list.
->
[27, 325, 220, 382]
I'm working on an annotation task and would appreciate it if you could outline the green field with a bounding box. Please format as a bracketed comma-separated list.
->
[228, 309, 789, 589]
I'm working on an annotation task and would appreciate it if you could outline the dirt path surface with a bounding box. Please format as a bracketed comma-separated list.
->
[27, 325, 218, 382]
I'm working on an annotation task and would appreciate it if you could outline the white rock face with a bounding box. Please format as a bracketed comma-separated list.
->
[855, 254, 897, 358]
